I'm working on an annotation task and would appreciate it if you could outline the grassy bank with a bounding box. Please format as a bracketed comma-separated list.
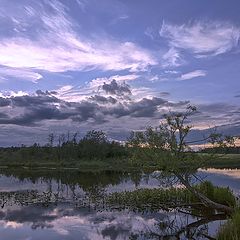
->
[0, 153, 239, 170]
[217, 210, 240, 240]
[204, 154, 240, 169]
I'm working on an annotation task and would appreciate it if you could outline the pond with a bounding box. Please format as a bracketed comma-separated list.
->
[0, 168, 239, 240]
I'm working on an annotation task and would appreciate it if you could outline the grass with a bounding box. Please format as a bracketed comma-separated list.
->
[0, 158, 134, 171]
[0, 153, 239, 170]
[106, 181, 236, 211]
[204, 154, 240, 168]
[196, 181, 236, 208]
[217, 210, 240, 240]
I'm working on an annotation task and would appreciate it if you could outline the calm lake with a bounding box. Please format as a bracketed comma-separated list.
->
[0, 168, 239, 240]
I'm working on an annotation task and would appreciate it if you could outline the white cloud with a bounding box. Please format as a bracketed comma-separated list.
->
[0, 1, 157, 75]
[54, 74, 139, 102]
[131, 87, 158, 100]
[179, 70, 207, 80]
[0, 67, 42, 82]
[1, 221, 23, 229]
[162, 47, 184, 67]
[89, 74, 139, 88]
[160, 21, 240, 57]
[144, 27, 156, 40]
[0, 90, 28, 98]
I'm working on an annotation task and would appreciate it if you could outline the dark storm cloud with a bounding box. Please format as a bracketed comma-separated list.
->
[11, 94, 60, 107]
[160, 92, 170, 97]
[89, 95, 117, 104]
[0, 91, 176, 126]
[102, 80, 131, 96]
[0, 97, 11, 107]
[129, 97, 167, 117]
[3, 88, 231, 130]
[168, 100, 190, 107]
[103, 97, 169, 118]
[71, 101, 106, 123]
[0, 89, 239, 146]
[36, 90, 58, 96]
[0, 106, 72, 126]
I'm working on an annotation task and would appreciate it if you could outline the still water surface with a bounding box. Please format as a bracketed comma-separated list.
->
[0, 168, 239, 240]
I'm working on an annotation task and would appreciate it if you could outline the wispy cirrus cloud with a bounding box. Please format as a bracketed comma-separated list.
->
[0, 66, 42, 82]
[179, 70, 207, 80]
[0, 0, 157, 74]
[162, 47, 184, 68]
[160, 20, 240, 57]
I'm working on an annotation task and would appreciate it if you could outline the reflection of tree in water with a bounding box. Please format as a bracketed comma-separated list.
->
[0, 199, 226, 239]
[130, 213, 226, 239]
[0, 190, 226, 239]
[0, 169, 145, 206]
[0, 170, 227, 239]
[0, 169, 136, 189]
[0, 169, 144, 209]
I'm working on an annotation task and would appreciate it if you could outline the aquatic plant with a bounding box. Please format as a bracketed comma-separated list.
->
[106, 181, 236, 212]
[217, 209, 240, 240]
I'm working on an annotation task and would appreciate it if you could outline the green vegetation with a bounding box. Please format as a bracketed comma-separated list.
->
[0, 116, 238, 169]
[0, 130, 129, 169]
[107, 181, 236, 211]
[203, 153, 240, 168]
[0, 147, 239, 169]
[202, 146, 240, 154]
[0, 105, 239, 238]
[217, 210, 240, 240]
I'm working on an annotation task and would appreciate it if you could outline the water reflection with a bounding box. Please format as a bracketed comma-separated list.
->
[0, 202, 224, 240]
[0, 168, 239, 239]
[199, 168, 240, 195]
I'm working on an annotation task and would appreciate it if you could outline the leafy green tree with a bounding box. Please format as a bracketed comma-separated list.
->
[83, 130, 107, 144]
[128, 105, 235, 215]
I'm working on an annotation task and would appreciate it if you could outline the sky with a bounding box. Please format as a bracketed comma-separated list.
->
[0, 0, 239, 146]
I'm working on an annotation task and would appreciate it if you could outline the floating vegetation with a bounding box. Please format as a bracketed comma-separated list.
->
[106, 181, 236, 212]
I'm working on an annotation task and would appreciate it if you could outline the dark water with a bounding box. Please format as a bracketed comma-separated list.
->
[0, 168, 239, 240]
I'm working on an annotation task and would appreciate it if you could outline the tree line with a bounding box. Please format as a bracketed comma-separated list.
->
[0, 130, 128, 164]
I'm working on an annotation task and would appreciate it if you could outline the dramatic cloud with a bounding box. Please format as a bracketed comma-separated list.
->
[53, 75, 139, 103]
[0, 1, 239, 145]
[89, 95, 117, 104]
[0, 87, 239, 145]
[160, 21, 240, 57]
[0, 86, 186, 127]
[102, 80, 131, 96]
[89, 74, 139, 89]
[179, 70, 207, 80]
[0, 1, 157, 74]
